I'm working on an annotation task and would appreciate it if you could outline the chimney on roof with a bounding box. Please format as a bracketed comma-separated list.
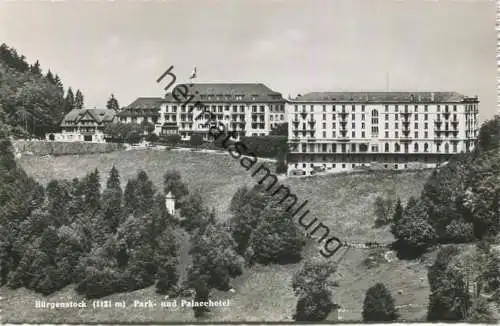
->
[431, 92, 435, 102]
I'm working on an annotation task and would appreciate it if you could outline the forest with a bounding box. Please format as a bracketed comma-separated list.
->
[0, 43, 86, 138]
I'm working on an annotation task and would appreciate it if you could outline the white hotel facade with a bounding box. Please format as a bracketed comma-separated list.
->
[118, 83, 286, 140]
[286, 92, 479, 176]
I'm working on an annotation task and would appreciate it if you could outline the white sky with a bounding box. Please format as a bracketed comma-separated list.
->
[0, 0, 497, 121]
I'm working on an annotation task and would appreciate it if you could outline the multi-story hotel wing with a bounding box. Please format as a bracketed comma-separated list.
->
[286, 92, 479, 176]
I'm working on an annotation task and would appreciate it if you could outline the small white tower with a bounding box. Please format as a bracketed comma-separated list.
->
[165, 191, 176, 216]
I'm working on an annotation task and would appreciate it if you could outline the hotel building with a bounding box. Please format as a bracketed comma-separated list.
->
[118, 83, 286, 140]
[286, 92, 479, 176]
[47, 108, 118, 143]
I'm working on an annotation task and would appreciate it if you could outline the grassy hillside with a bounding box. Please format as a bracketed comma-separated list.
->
[5, 149, 434, 322]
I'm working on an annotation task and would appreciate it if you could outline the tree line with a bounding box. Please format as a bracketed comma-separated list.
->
[0, 43, 86, 137]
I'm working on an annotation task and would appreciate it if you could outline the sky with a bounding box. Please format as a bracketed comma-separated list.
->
[0, 0, 497, 121]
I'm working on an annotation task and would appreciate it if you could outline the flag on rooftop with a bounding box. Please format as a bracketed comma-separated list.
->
[189, 66, 197, 79]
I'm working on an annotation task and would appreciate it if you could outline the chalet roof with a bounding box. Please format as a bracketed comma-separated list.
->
[164, 83, 285, 103]
[60, 109, 116, 127]
[290, 91, 477, 103]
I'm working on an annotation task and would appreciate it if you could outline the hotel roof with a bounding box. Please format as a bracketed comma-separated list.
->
[290, 91, 478, 103]
[124, 97, 164, 109]
[164, 83, 285, 103]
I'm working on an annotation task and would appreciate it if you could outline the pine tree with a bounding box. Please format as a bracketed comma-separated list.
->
[83, 169, 101, 211]
[65, 88, 75, 112]
[123, 179, 137, 216]
[102, 166, 123, 232]
[155, 229, 179, 295]
[135, 170, 155, 217]
[106, 94, 120, 112]
[45, 70, 55, 84]
[180, 191, 209, 232]
[30, 60, 42, 76]
[75, 89, 84, 110]
[54, 74, 63, 89]
[362, 283, 398, 321]
[391, 198, 437, 255]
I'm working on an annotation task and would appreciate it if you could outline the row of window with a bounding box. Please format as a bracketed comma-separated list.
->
[296, 142, 458, 153]
[293, 163, 415, 170]
[296, 121, 455, 132]
[295, 129, 460, 139]
[293, 104, 463, 113]
[293, 112, 459, 122]
[163, 104, 278, 113]
[196, 94, 283, 102]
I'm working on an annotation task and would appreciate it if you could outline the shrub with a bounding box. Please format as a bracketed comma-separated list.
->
[362, 283, 398, 322]
[444, 219, 475, 243]
[189, 133, 203, 147]
[164, 134, 181, 146]
[239, 136, 288, 159]
[245, 201, 305, 265]
[292, 258, 338, 321]
[188, 224, 244, 291]
[391, 199, 437, 255]
[295, 288, 336, 321]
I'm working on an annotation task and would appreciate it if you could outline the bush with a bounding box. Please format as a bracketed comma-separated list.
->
[444, 220, 475, 243]
[391, 199, 437, 256]
[292, 258, 338, 321]
[188, 224, 244, 291]
[190, 133, 203, 147]
[295, 288, 336, 321]
[245, 200, 305, 265]
[76, 266, 120, 299]
[163, 134, 181, 146]
[362, 283, 398, 322]
[239, 136, 287, 159]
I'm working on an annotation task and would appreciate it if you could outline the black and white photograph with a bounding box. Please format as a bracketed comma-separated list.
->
[0, 0, 498, 323]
